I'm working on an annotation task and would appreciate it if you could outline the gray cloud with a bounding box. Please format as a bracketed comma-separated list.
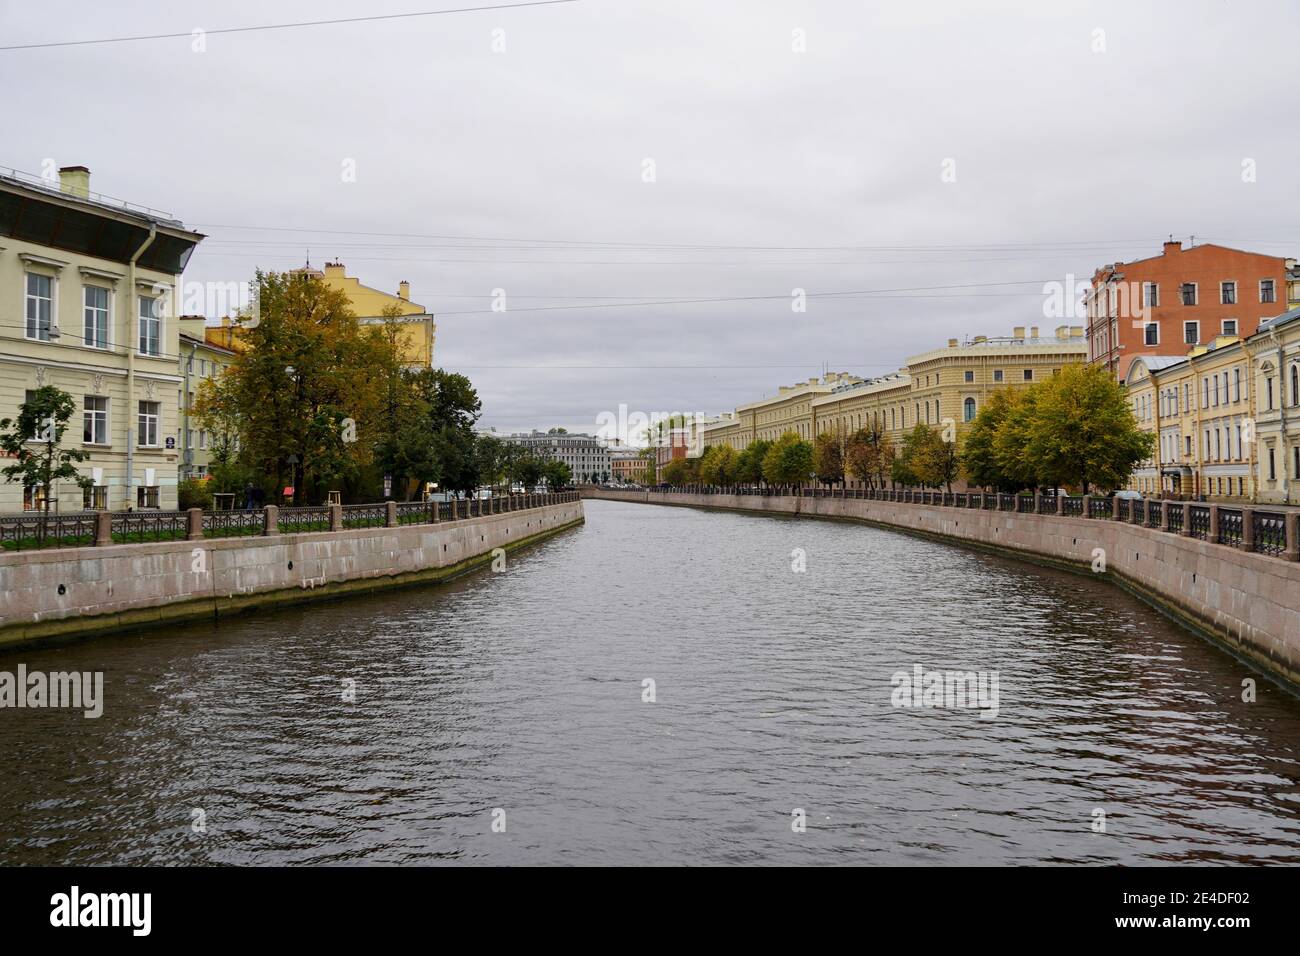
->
[4, 0, 1297, 435]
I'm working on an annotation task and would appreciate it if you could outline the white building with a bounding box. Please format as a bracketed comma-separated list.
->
[500, 431, 612, 484]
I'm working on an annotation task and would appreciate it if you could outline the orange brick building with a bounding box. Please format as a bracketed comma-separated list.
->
[1087, 241, 1289, 382]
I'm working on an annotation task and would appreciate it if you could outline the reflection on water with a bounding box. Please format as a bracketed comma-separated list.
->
[1, 498, 1298, 864]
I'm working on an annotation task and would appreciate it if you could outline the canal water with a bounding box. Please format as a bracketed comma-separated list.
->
[1, 498, 1298, 865]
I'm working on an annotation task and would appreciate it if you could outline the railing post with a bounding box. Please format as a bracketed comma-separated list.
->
[329, 504, 343, 532]
[1112, 495, 1121, 521]
[1081, 494, 1092, 518]
[94, 510, 112, 547]
[1241, 508, 1254, 551]
[1055, 493, 1065, 516]
[263, 504, 280, 536]
[186, 507, 204, 541]
[1208, 504, 1220, 544]
[1133, 499, 1144, 525]
[1180, 504, 1195, 537]
[431, 498, 440, 523]
[386, 501, 398, 528]
[1284, 513, 1300, 561]
[1160, 500, 1171, 532]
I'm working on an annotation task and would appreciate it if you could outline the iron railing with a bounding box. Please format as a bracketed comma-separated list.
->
[0, 511, 98, 551]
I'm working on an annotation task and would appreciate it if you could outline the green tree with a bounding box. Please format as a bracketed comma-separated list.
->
[541, 459, 572, 489]
[1024, 363, 1155, 493]
[913, 425, 962, 492]
[700, 444, 739, 487]
[962, 389, 1022, 492]
[736, 439, 772, 486]
[0, 387, 92, 541]
[762, 432, 813, 489]
[662, 458, 691, 486]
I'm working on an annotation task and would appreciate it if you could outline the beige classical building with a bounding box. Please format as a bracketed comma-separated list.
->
[1125, 341, 1254, 501]
[701, 326, 1087, 464]
[0, 166, 204, 512]
[1245, 306, 1300, 505]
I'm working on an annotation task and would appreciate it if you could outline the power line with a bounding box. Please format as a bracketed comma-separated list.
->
[192, 222, 1164, 253]
[0, 0, 584, 52]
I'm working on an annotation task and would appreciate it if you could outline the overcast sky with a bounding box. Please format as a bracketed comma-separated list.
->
[4, 0, 1299, 438]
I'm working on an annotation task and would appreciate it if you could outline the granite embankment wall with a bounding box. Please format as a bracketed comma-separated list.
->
[0, 500, 583, 648]
[584, 489, 1300, 689]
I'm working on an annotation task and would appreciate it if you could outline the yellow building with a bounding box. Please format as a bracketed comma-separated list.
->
[178, 317, 238, 481]
[701, 326, 1088, 470]
[316, 262, 435, 368]
[1125, 340, 1255, 501]
[0, 165, 204, 512]
[1246, 306, 1300, 505]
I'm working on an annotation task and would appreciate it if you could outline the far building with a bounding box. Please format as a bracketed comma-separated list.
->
[500, 431, 613, 484]
[178, 317, 238, 482]
[1086, 240, 1291, 383]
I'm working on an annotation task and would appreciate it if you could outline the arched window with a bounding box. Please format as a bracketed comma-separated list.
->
[964, 397, 976, 422]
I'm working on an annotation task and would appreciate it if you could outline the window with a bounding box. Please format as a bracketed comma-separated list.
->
[137, 486, 160, 509]
[1295, 446, 1300, 480]
[964, 370, 974, 383]
[1268, 447, 1277, 481]
[1144, 322, 1159, 346]
[993, 369, 1004, 382]
[1221, 281, 1236, 305]
[83, 396, 108, 445]
[963, 397, 976, 422]
[1023, 369, 1033, 381]
[1222, 319, 1237, 336]
[1267, 377, 1275, 410]
[1212, 374, 1220, 406]
[1261, 279, 1276, 304]
[23, 484, 49, 512]
[25, 273, 53, 341]
[1180, 283, 1197, 306]
[137, 400, 160, 447]
[1184, 321, 1199, 345]
[138, 296, 161, 356]
[83, 485, 108, 510]
[83, 286, 110, 349]
[1144, 282, 1159, 307]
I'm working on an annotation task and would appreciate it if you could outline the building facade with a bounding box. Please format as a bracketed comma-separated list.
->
[178, 317, 237, 481]
[1245, 306, 1300, 506]
[500, 431, 612, 484]
[1087, 240, 1290, 383]
[700, 328, 1087, 475]
[316, 262, 435, 369]
[0, 166, 203, 512]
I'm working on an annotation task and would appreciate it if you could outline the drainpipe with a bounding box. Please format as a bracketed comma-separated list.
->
[125, 225, 157, 510]
[183, 339, 198, 481]
[1273, 328, 1290, 506]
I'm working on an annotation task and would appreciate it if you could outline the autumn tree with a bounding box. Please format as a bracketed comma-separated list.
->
[812, 432, 845, 487]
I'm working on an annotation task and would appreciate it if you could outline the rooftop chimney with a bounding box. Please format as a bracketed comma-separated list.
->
[398, 281, 410, 301]
[1069, 325, 1084, 337]
[1029, 326, 1039, 339]
[1055, 325, 1069, 339]
[1163, 240, 1182, 255]
[58, 165, 90, 199]
[947, 338, 959, 348]
[1013, 326, 1026, 340]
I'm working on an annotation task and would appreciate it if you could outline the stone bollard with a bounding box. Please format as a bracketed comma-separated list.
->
[1241, 508, 1254, 551]
[187, 507, 204, 541]
[263, 504, 280, 536]
[329, 503, 343, 532]
[1208, 505, 1220, 544]
[386, 501, 398, 528]
[94, 510, 112, 547]
[1160, 500, 1171, 532]
[1285, 513, 1300, 562]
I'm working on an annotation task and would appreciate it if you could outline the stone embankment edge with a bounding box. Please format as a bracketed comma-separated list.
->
[0, 508, 584, 651]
